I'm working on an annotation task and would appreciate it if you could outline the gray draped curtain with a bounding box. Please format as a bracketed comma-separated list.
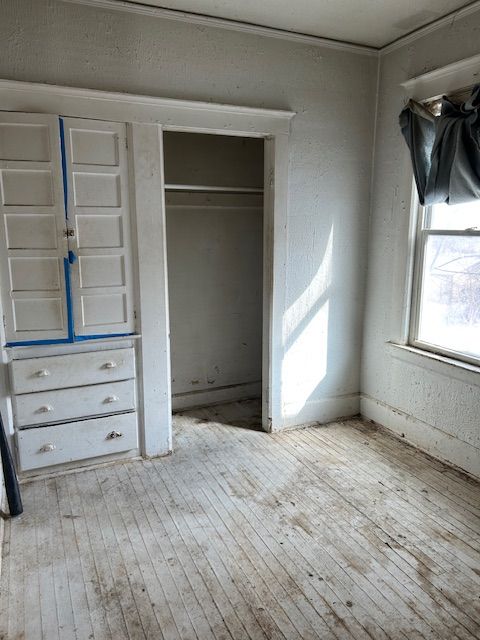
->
[399, 84, 480, 206]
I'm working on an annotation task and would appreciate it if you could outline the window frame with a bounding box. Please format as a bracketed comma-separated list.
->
[409, 200, 480, 367]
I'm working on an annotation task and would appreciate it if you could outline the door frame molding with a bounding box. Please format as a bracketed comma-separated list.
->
[0, 79, 294, 456]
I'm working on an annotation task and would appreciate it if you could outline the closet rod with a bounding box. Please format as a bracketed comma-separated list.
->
[164, 183, 263, 194]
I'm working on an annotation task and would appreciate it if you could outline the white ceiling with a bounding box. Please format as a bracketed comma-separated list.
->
[132, 0, 475, 47]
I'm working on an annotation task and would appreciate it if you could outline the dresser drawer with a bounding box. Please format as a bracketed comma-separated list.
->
[17, 412, 138, 471]
[13, 379, 136, 428]
[10, 348, 135, 394]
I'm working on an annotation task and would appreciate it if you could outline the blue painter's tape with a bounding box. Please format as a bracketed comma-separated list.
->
[63, 258, 75, 341]
[59, 117, 68, 219]
[68, 250, 77, 264]
[6, 338, 72, 347]
[74, 332, 135, 342]
[5, 332, 134, 348]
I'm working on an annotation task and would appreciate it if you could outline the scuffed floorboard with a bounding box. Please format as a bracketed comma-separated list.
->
[1, 398, 479, 639]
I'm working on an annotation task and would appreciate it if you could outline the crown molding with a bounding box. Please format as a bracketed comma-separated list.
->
[60, 0, 378, 56]
[380, 0, 480, 56]
[55, 0, 480, 60]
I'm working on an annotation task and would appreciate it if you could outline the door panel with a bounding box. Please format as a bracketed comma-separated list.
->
[62, 118, 134, 336]
[0, 113, 69, 343]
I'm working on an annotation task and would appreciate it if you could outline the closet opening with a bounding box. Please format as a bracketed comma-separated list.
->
[163, 131, 266, 432]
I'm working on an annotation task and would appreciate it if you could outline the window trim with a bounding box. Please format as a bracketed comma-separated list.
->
[400, 55, 480, 369]
[408, 200, 480, 367]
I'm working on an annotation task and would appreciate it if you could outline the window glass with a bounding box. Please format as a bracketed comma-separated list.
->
[429, 201, 480, 230]
[417, 234, 480, 359]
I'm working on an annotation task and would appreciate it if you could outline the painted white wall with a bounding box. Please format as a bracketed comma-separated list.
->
[362, 13, 480, 478]
[166, 196, 263, 408]
[163, 132, 264, 189]
[165, 133, 263, 409]
[166, 198, 263, 409]
[0, 0, 377, 429]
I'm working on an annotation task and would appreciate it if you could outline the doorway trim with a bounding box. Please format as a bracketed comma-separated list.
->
[0, 79, 294, 456]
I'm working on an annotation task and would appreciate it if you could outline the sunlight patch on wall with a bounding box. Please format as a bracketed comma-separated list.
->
[283, 225, 333, 341]
[281, 225, 333, 419]
[282, 299, 329, 418]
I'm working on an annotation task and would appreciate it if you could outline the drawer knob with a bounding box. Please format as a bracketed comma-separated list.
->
[106, 430, 123, 439]
[105, 395, 119, 404]
[38, 405, 54, 413]
[39, 443, 56, 453]
[104, 361, 117, 369]
[36, 369, 50, 377]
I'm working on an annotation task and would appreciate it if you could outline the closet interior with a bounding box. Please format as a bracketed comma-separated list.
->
[163, 132, 264, 419]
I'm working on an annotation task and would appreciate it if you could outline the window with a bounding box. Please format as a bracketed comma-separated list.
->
[410, 200, 480, 365]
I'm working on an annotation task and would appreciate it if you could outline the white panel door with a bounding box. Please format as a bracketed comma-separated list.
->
[62, 118, 134, 336]
[0, 113, 69, 343]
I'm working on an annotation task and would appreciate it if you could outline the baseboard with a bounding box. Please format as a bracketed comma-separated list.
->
[360, 394, 480, 479]
[172, 381, 262, 411]
[279, 393, 360, 430]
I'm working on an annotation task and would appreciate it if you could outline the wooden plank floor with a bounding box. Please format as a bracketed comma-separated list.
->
[1, 398, 479, 640]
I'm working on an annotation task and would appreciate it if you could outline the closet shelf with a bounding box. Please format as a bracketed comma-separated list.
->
[164, 183, 263, 194]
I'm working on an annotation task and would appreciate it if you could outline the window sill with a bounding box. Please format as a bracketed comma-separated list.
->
[387, 342, 480, 387]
